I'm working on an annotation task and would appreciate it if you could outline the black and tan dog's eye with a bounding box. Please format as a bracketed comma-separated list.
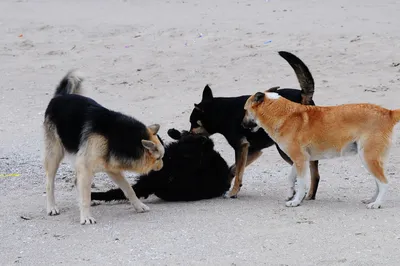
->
[197, 120, 203, 126]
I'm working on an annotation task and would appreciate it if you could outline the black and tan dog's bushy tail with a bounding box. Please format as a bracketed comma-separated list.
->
[278, 51, 315, 105]
[53, 69, 84, 97]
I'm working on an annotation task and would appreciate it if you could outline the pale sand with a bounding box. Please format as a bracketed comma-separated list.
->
[1, 0, 400, 265]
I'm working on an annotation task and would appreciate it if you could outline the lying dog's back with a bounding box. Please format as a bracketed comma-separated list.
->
[91, 129, 232, 202]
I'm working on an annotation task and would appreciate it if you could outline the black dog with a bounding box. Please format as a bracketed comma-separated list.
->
[91, 129, 232, 202]
[189, 51, 321, 200]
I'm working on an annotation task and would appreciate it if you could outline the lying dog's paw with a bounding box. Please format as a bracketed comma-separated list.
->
[91, 200, 101, 206]
[133, 201, 150, 213]
[167, 128, 182, 140]
[80, 216, 96, 225]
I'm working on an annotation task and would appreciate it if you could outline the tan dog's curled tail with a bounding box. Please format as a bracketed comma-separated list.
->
[391, 109, 400, 123]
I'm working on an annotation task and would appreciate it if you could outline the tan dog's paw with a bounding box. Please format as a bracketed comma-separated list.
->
[366, 202, 382, 209]
[285, 200, 302, 207]
[133, 202, 150, 213]
[80, 216, 96, 225]
[47, 206, 60, 216]
[285, 189, 295, 201]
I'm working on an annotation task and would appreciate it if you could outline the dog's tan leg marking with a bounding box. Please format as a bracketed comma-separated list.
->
[75, 156, 96, 225]
[44, 134, 64, 216]
[227, 139, 249, 198]
[106, 171, 150, 212]
[305, 161, 320, 200]
[358, 138, 389, 209]
[229, 150, 263, 178]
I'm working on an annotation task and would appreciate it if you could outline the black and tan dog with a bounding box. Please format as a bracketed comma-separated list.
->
[91, 128, 231, 202]
[242, 90, 400, 209]
[189, 51, 321, 199]
[43, 70, 164, 225]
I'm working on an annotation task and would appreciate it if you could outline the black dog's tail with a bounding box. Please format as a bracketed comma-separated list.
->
[53, 69, 84, 97]
[278, 51, 315, 105]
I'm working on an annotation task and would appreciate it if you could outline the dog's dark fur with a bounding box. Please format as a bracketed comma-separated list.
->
[189, 51, 321, 199]
[91, 129, 232, 202]
[43, 70, 164, 225]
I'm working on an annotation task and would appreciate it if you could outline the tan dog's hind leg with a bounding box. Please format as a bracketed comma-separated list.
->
[359, 136, 390, 209]
[106, 171, 150, 212]
[75, 159, 96, 225]
[44, 138, 64, 216]
[226, 139, 249, 198]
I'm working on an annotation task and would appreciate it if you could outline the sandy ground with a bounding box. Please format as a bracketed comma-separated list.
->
[1, 0, 400, 265]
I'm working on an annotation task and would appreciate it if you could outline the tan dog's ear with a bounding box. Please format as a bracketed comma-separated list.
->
[148, 124, 160, 135]
[253, 92, 265, 104]
[266, 86, 280, 93]
[142, 140, 156, 152]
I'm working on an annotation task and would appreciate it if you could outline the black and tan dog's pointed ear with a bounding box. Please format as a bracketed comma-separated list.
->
[266, 86, 280, 93]
[194, 103, 204, 112]
[202, 84, 213, 102]
[148, 124, 160, 135]
[142, 140, 156, 151]
[253, 92, 265, 104]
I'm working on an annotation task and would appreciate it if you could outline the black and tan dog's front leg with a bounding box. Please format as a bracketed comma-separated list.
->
[226, 138, 250, 198]
[275, 144, 321, 200]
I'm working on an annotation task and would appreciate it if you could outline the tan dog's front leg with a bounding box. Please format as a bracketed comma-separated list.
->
[106, 171, 149, 213]
[226, 138, 249, 198]
[286, 159, 308, 207]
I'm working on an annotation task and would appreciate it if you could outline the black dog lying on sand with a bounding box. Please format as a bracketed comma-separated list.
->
[91, 129, 232, 202]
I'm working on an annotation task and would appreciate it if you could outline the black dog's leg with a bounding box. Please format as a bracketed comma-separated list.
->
[275, 144, 320, 200]
[229, 150, 263, 178]
[305, 161, 320, 200]
[226, 138, 249, 198]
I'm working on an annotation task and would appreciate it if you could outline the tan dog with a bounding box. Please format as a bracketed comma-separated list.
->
[242, 90, 400, 209]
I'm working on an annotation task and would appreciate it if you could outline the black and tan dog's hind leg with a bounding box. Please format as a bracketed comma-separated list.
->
[227, 150, 263, 185]
[43, 121, 65, 216]
[225, 138, 250, 198]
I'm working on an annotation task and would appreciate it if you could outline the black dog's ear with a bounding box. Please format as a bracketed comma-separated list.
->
[167, 128, 182, 140]
[253, 92, 265, 104]
[201, 84, 213, 102]
[201, 136, 214, 149]
[266, 86, 280, 93]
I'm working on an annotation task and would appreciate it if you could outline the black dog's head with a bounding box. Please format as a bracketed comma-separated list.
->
[189, 85, 217, 136]
[167, 128, 214, 158]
